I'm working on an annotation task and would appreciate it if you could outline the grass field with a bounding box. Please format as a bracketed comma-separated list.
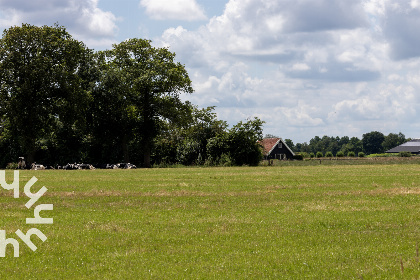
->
[1, 161, 420, 279]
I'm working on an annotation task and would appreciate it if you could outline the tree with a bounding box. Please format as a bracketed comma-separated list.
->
[227, 117, 264, 166]
[284, 139, 295, 151]
[102, 39, 194, 167]
[206, 117, 264, 166]
[362, 131, 385, 155]
[382, 132, 406, 151]
[172, 105, 227, 165]
[0, 24, 92, 164]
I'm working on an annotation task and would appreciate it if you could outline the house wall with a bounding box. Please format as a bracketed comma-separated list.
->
[266, 143, 294, 160]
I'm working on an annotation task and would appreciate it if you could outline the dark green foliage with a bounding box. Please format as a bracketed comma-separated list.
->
[358, 152, 365, 158]
[226, 118, 264, 166]
[362, 131, 385, 154]
[0, 23, 92, 164]
[398, 151, 411, 157]
[382, 132, 406, 151]
[206, 117, 264, 166]
[336, 151, 344, 157]
[347, 151, 356, 157]
[316, 152, 323, 158]
[97, 39, 194, 167]
[325, 151, 333, 157]
[293, 154, 304, 160]
[294, 135, 362, 156]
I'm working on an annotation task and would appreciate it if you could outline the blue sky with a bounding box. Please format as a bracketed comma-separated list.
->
[1, 0, 420, 143]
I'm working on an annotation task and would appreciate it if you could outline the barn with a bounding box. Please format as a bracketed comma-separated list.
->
[386, 139, 420, 154]
[259, 137, 295, 160]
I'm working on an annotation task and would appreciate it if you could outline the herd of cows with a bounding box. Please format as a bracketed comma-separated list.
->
[23, 160, 137, 170]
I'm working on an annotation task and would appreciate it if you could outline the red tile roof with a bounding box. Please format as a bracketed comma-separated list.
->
[258, 138, 280, 156]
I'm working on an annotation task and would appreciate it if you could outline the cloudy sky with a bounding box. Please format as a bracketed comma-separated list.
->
[1, 0, 420, 143]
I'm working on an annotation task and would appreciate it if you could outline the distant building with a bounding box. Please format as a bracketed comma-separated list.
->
[259, 138, 295, 160]
[386, 139, 420, 154]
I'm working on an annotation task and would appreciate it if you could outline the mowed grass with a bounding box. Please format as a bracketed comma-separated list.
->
[1, 163, 420, 279]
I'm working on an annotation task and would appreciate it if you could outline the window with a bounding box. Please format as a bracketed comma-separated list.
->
[278, 142, 282, 148]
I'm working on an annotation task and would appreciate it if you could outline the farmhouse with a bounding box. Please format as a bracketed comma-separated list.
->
[386, 138, 420, 154]
[259, 137, 295, 160]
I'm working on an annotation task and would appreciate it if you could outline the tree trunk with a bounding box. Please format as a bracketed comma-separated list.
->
[122, 135, 130, 163]
[27, 150, 36, 168]
[142, 90, 153, 168]
[143, 141, 151, 168]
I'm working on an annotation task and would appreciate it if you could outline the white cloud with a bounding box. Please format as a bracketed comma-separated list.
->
[3, 0, 420, 142]
[140, 0, 207, 21]
[0, 0, 119, 49]
[292, 63, 310, 71]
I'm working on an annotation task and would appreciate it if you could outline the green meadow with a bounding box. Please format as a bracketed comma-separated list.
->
[1, 161, 420, 279]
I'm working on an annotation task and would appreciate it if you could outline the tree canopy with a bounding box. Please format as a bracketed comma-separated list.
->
[0, 23, 92, 164]
[0, 24, 265, 168]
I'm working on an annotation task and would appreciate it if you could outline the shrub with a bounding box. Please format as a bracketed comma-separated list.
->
[293, 154, 304, 160]
[358, 152, 365, 158]
[310, 153, 315, 158]
[299, 152, 310, 158]
[325, 151, 333, 157]
[347, 151, 355, 157]
[219, 153, 232, 166]
[398, 151, 412, 157]
[336, 151, 344, 157]
[6, 162, 18, 169]
[316, 152, 323, 158]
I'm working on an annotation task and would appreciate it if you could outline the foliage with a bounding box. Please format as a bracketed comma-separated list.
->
[294, 135, 362, 156]
[325, 151, 333, 157]
[316, 151, 323, 158]
[226, 117, 264, 166]
[382, 132, 406, 151]
[336, 151, 344, 157]
[398, 151, 412, 157]
[362, 131, 385, 154]
[294, 133, 408, 157]
[5, 162, 18, 169]
[293, 154, 304, 160]
[0, 24, 92, 164]
[358, 152, 365, 158]
[99, 39, 194, 167]
[347, 151, 356, 157]
[367, 153, 398, 158]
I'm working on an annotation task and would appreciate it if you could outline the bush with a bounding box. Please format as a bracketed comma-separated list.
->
[219, 153, 232, 166]
[6, 162, 18, 169]
[325, 151, 333, 157]
[310, 152, 315, 158]
[316, 152, 323, 158]
[336, 151, 344, 157]
[358, 152, 365, 158]
[293, 154, 304, 160]
[347, 151, 355, 157]
[398, 151, 412, 157]
[299, 152, 310, 158]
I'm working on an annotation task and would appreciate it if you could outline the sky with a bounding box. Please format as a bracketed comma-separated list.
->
[1, 0, 420, 143]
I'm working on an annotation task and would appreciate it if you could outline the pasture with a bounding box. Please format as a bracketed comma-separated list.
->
[1, 161, 420, 279]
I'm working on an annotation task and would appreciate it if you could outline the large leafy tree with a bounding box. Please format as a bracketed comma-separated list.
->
[362, 131, 385, 155]
[0, 24, 92, 164]
[101, 39, 193, 167]
[382, 132, 406, 151]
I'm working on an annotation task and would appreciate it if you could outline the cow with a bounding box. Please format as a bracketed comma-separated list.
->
[31, 163, 46, 170]
[17, 157, 26, 169]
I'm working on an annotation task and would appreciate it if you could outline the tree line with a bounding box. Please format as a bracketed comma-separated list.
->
[0, 24, 264, 168]
[282, 131, 408, 157]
